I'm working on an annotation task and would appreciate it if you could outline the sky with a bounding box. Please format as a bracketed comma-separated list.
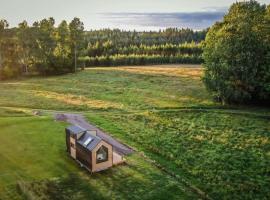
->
[0, 0, 270, 31]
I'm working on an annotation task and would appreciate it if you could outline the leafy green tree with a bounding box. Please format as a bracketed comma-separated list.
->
[69, 18, 84, 72]
[30, 18, 57, 75]
[0, 19, 9, 71]
[203, 0, 270, 104]
[17, 20, 33, 74]
[0, 19, 22, 79]
[262, 5, 270, 98]
[0, 19, 8, 35]
[54, 20, 72, 72]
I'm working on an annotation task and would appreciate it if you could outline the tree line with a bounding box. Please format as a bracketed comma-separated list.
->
[85, 28, 207, 46]
[0, 19, 206, 80]
[0, 17, 84, 79]
[80, 31, 204, 67]
[80, 54, 202, 67]
[84, 42, 202, 57]
[80, 42, 203, 66]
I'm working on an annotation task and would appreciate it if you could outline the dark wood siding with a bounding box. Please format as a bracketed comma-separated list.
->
[65, 129, 70, 153]
[76, 144, 92, 170]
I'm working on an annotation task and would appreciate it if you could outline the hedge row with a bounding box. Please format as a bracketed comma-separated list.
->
[79, 54, 202, 67]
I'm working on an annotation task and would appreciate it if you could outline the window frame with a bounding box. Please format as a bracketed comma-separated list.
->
[96, 145, 109, 164]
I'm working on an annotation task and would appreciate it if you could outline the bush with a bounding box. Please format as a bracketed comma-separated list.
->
[203, 0, 270, 104]
[0, 66, 21, 80]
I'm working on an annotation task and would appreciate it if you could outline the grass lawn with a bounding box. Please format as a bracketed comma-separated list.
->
[0, 108, 196, 200]
[0, 65, 269, 199]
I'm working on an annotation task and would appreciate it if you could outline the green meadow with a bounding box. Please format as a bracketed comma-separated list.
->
[0, 65, 269, 199]
[0, 108, 196, 200]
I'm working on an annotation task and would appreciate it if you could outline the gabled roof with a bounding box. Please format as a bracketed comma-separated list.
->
[66, 125, 86, 135]
[77, 131, 102, 151]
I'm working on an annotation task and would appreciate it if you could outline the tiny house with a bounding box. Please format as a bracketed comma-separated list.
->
[66, 125, 123, 172]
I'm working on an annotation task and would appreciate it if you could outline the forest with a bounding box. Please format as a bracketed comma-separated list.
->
[0, 20, 206, 79]
[81, 42, 203, 66]
[0, 17, 84, 79]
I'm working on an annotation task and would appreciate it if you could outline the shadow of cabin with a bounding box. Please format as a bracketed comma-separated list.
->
[65, 125, 124, 172]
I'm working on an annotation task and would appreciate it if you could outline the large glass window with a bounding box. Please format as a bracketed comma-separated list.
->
[96, 145, 108, 163]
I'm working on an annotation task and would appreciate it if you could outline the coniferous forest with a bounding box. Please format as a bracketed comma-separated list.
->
[0, 19, 206, 79]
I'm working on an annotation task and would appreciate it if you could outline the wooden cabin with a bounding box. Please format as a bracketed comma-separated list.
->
[65, 125, 123, 172]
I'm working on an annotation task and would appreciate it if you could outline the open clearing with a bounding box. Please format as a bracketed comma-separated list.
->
[0, 65, 269, 199]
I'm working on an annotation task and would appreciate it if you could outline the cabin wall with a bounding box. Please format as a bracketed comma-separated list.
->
[70, 137, 76, 159]
[76, 144, 92, 171]
[113, 151, 124, 165]
[70, 137, 76, 145]
[65, 129, 71, 153]
[91, 141, 113, 172]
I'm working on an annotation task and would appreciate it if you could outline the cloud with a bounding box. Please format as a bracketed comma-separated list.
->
[201, 6, 228, 12]
[100, 11, 225, 30]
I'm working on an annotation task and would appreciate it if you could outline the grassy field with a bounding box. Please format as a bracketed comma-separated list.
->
[0, 108, 196, 200]
[0, 65, 269, 199]
[85, 111, 270, 199]
[0, 65, 214, 112]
